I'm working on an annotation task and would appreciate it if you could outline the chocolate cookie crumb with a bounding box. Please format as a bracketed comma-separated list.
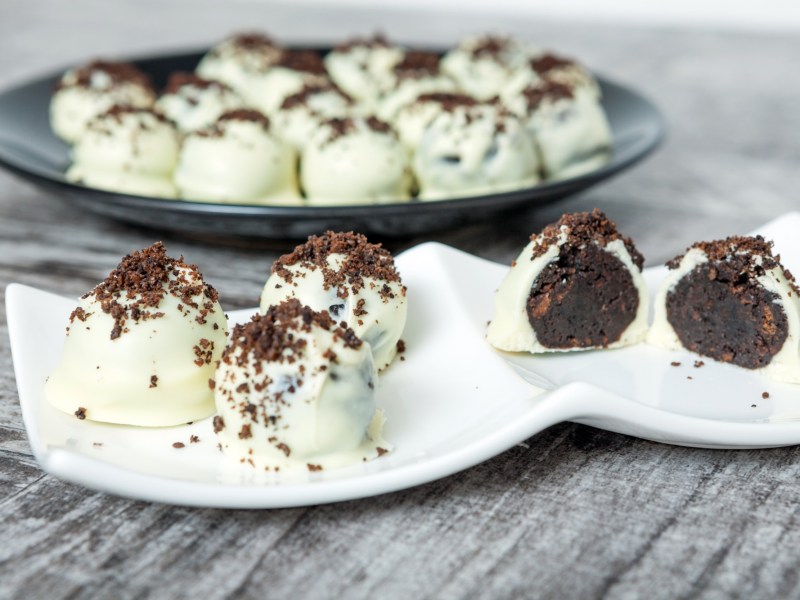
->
[75, 407, 87, 420]
[470, 36, 513, 59]
[531, 53, 577, 75]
[307, 463, 323, 472]
[393, 51, 440, 78]
[213, 415, 225, 433]
[762, 391, 770, 399]
[670, 362, 681, 367]
[274, 49, 326, 75]
[276, 442, 291, 457]
[149, 375, 158, 388]
[694, 361, 705, 368]
[190, 435, 200, 444]
[172, 442, 185, 449]
[164, 72, 232, 94]
[414, 92, 478, 111]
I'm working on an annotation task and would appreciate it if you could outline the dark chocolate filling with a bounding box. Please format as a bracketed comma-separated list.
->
[666, 261, 788, 369]
[527, 243, 638, 349]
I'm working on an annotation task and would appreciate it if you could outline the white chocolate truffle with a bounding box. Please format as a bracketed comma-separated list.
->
[487, 210, 648, 353]
[214, 299, 388, 471]
[174, 109, 300, 204]
[374, 51, 457, 122]
[272, 84, 354, 151]
[155, 73, 247, 133]
[394, 92, 479, 151]
[504, 81, 612, 180]
[244, 50, 330, 115]
[503, 53, 601, 101]
[50, 60, 156, 144]
[413, 103, 539, 200]
[648, 236, 800, 383]
[301, 117, 412, 204]
[66, 106, 179, 198]
[260, 231, 407, 371]
[195, 33, 283, 97]
[46, 242, 228, 426]
[324, 35, 405, 110]
[441, 35, 538, 101]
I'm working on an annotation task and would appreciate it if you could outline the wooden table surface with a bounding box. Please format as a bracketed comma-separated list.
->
[2, 2, 800, 598]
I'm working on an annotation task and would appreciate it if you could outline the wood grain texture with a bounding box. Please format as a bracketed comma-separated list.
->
[2, 2, 800, 598]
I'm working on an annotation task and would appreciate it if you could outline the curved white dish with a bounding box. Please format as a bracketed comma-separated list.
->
[7, 212, 800, 508]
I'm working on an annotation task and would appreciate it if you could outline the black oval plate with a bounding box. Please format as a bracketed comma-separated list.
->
[0, 49, 664, 239]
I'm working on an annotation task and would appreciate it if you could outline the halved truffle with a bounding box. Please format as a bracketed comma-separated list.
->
[487, 210, 648, 352]
[648, 235, 800, 381]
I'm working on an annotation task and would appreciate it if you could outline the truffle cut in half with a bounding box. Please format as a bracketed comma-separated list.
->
[487, 210, 648, 353]
[648, 235, 800, 382]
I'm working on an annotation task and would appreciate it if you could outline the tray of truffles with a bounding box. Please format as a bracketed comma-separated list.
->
[8, 211, 800, 508]
[0, 33, 663, 237]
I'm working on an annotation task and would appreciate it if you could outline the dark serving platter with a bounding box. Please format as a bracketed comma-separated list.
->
[0, 48, 665, 239]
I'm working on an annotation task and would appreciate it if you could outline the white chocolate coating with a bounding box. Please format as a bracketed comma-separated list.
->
[300, 117, 412, 204]
[324, 41, 405, 109]
[506, 86, 612, 180]
[413, 104, 539, 200]
[376, 73, 457, 123]
[245, 67, 329, 116]
[440, 35, 538, 100]
[50, 66, 155, 144]
[155, 78, 246, 133]
[260, 251, 407, 371]
[393, 94, 473, 151]
[648, 249, 800, 383]
[66, 108, 179, 198]
[65, 166, 178, 198]
[175, 114, 300, 204]
[487, 232, 648, 353]
[215, 305, 387, 471]
[195, 34, 283, 96]
[272, 86, 353, 151]
[46, 257, 228, 426]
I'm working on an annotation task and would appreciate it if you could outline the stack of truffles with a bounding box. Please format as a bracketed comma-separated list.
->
[52, 32, 613, 205]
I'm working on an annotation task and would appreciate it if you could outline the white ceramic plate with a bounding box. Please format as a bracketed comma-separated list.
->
[8, 213, 800, 508]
